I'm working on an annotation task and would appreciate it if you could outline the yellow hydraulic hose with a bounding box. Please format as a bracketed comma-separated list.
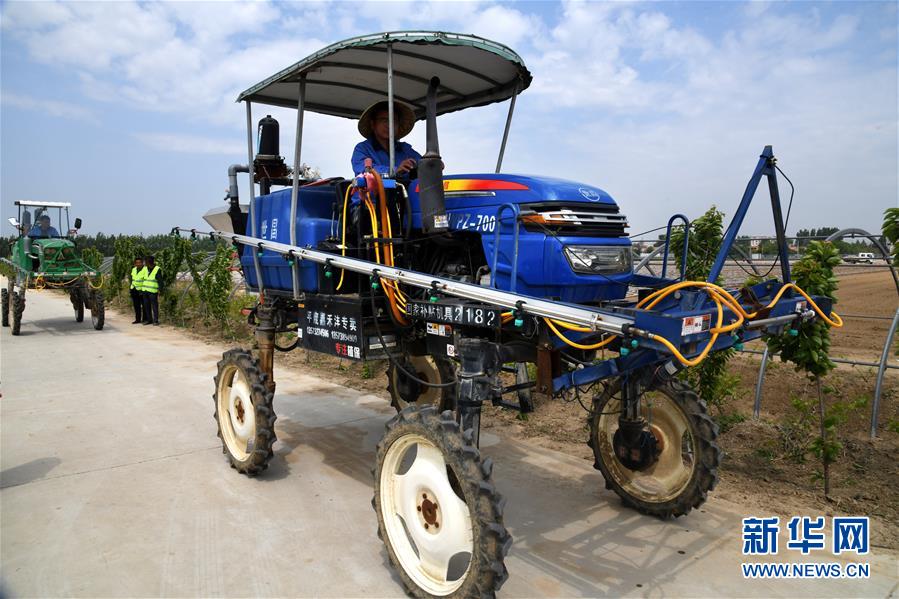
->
[638, 280, 842, 328]
[371, 170, 408, 306]
[546, 279, 841, 366]
[649, 295, 724, 367]
[544, 317, 617, 350]
[335, 185, 353, 291]
[765, 282, 843, 327]
[362, 193, 407, 322]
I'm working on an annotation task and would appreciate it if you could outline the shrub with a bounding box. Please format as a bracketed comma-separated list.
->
[766, 241, 843, 497]
[670, 206, 738, 411]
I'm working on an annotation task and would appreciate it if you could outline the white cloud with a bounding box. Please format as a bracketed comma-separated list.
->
[0, 92, 97, 122]
[134, 132, 244, 155]
[21, 2, 174, 70]
[1, 0, 72, 30]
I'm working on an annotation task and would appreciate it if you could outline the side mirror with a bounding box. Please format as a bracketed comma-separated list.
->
[8, 217, 20, 229]
[74, 217, 82, 229]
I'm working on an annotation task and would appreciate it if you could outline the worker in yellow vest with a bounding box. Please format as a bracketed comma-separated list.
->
[142, 255, 161, 326]
[129, 257, 147, 324]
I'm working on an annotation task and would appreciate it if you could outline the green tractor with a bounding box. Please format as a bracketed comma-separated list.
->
[2, 201, 104, 335]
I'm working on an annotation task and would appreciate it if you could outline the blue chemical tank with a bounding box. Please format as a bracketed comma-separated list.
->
[241, 186, 338, 292]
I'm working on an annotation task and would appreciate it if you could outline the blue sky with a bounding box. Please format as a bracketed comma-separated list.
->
[1, 0, 896, 239]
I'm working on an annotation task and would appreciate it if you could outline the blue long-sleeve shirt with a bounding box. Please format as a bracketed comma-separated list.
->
[28, 225, 60, 238]
[351, 137, 421, 176]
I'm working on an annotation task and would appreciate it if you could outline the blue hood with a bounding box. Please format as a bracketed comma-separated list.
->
[410, 173, 619, 210]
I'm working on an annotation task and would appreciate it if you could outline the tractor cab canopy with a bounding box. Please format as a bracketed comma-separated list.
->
[238, 31, 531, 120]
[14, 201, 72, 239]
[236, 31, 532, 176]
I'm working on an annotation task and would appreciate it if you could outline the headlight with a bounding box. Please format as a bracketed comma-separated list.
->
[564, 245, 632, 275]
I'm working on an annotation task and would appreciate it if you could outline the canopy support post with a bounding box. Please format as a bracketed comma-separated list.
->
[245, 101, 264, 294]
[289, 75, 306, 299]
[495, 83, 519, 174]
[386, 43, 396, 177]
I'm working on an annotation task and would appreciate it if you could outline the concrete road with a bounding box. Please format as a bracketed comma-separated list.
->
[2, 287, 897, 598]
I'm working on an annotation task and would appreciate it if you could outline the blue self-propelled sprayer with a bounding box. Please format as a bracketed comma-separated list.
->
[180, 32, 842, 598]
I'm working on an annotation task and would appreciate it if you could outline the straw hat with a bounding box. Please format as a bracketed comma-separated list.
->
[358, 100, 416, 140]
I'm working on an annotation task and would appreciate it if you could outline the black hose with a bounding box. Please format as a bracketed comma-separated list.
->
[274, 337, 300, 352]
[402, 187, 413, 239]
[368, 276, 457, 388]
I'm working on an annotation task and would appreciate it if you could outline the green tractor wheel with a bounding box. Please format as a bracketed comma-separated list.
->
[90, 290, 104, 330]
[1, 287, 9, 327]
[70, 288, 84, 323]
[11, 289, 25, 336]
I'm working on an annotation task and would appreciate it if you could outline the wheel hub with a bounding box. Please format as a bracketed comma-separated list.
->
[613, 420, 661, 471]
[396, 364, 423, 403]
[225, 373, 256, 441]
[417, 492, 440, 531]
[234, 398, 246, 423]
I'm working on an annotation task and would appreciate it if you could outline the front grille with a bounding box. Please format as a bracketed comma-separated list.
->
[520, 204, 629, 237]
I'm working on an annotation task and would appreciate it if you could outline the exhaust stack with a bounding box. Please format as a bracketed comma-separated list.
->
[418, 77, 448, 233]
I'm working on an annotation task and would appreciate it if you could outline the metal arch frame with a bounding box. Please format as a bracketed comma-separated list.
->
[748, 226, 898, 437]
[823, 227, 899, 295]
[820, 226, 899, 437]
[634, 239, 762, 278]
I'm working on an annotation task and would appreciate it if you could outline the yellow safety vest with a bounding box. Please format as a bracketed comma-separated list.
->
[144, 265, 160, 294]
[132, 266, 148, 291]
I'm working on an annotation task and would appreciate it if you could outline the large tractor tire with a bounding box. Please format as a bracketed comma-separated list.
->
[71, 288, 84, 323]
[387, 355, 457, 413]
[1, 287, 9, 327]
[373, 406, 511, 598]
[90, 290, 104, 330]
[213, 349, 277, 475]
[588, 379, 721, 518]
[11, 289, 25, 336]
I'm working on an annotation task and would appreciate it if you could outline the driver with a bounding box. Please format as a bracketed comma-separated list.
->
[351, 100, 421, 180]
[28, 214, 60, 238]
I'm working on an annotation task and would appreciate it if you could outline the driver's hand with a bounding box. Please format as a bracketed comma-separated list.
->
[396, 158, 417, 174]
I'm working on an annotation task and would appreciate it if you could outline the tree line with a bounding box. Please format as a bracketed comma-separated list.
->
[0, 232, 219, 258]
